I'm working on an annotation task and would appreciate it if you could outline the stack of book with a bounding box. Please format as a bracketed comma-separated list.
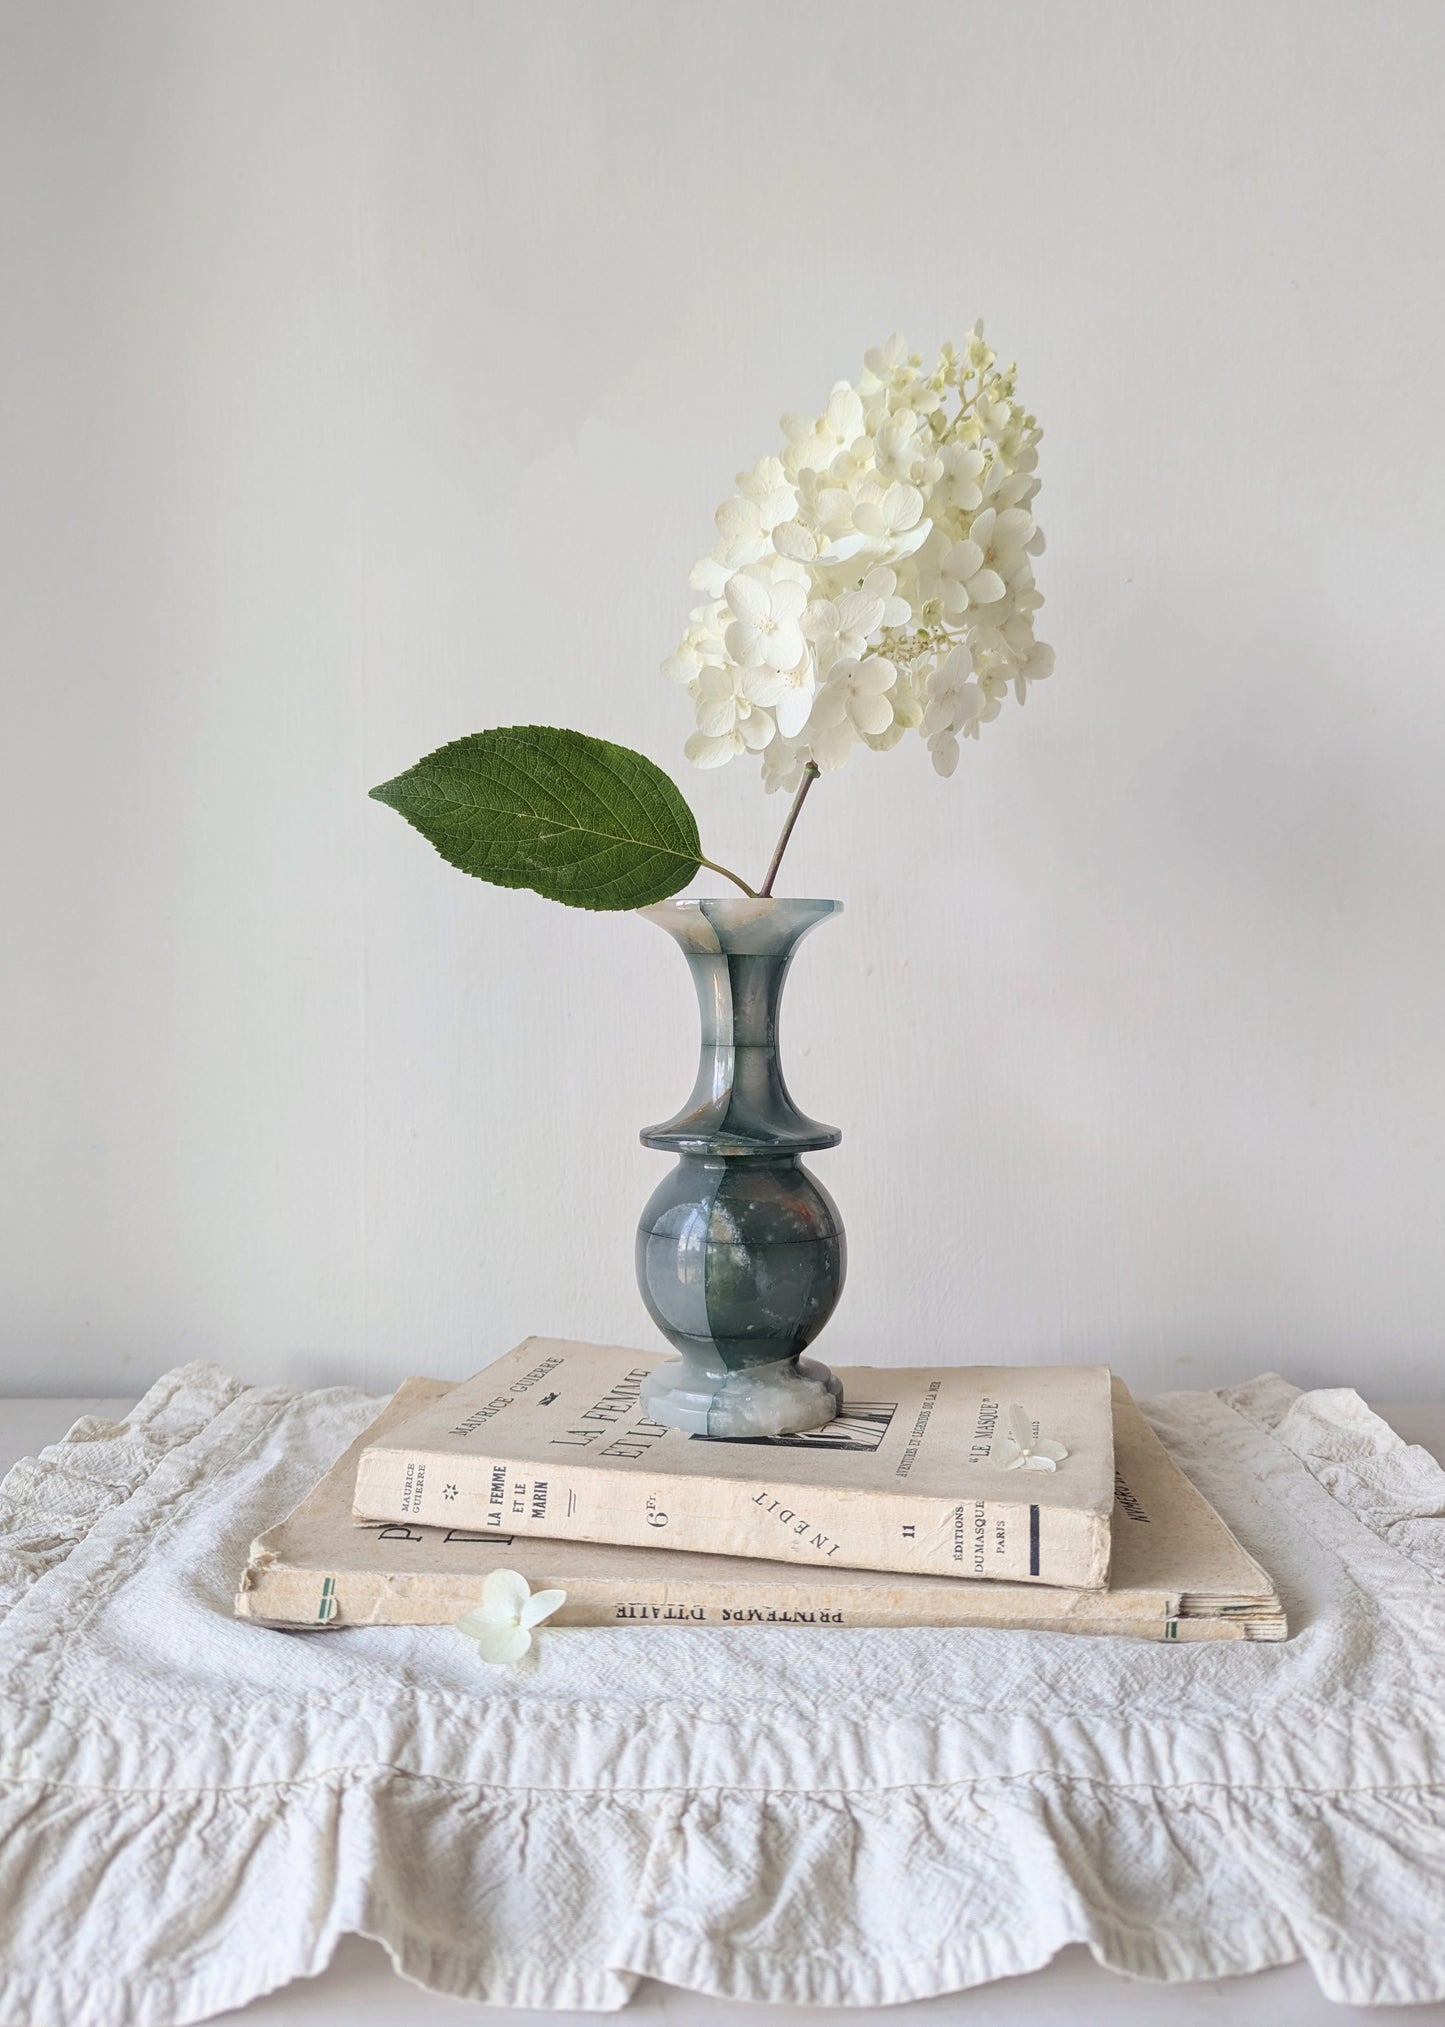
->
[237, 1338, 1284, 1641]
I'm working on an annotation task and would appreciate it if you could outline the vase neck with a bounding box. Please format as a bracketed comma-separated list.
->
[639, 899, 841, 1158]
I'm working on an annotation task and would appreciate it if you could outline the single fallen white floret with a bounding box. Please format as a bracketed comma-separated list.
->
[456, 1569, 567, 1666]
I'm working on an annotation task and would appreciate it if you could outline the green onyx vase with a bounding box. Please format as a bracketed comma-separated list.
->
[635, 898, 846, 1438]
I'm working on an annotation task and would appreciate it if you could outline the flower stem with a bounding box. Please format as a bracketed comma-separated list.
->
[699, 856, 758, 899]
[757, 762, 820, 897]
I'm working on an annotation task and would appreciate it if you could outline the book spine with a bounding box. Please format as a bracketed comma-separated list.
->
[352, 1447, 1112, 1588]
[237, 1562, 1179, 1634]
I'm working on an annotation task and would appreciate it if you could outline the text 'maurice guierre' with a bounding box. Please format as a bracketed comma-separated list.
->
[446, 1354, 563, 1438]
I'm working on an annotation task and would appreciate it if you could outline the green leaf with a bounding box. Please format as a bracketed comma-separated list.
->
[369, 726, 705, 911]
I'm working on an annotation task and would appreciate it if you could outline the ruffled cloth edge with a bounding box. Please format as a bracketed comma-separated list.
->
[1, 1767, 1438, 2018]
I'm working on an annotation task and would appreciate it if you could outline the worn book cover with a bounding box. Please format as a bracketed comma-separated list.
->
[350, 1339, 1116, 1587]
[240, 1376, 1284, 1638]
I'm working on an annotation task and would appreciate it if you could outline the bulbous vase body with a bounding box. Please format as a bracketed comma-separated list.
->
[635, 898, 845, 1438]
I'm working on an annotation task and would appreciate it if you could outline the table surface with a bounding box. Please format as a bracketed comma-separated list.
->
[5, 1393, 1445, 2027]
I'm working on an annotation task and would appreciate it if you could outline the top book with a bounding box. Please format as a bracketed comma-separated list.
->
[352, 1339, 1116, 1588]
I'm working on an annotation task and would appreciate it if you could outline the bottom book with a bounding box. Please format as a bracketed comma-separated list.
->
[237, 1376, 1285, 1641]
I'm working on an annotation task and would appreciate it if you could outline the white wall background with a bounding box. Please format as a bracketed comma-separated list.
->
[3, 0, 1444, 1400]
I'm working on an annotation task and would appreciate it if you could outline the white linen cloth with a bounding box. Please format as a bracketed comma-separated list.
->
[1, 1364, 1444, 2023]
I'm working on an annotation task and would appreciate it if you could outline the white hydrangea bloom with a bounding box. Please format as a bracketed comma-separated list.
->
[738, 659, 814, 742]
[684, 665, 777, 767]
[937, 441, 986, 512]
[923, 644, 1001, 776]
[723, 569, 807, 673]
[665, 327, 1052, 784]
[990, 1403, 1069, 1474]
[761, 737, 810, 795]
[781, 384, 866, 473]
[935, 536, 1007, 616]
[455, 1570, 567, 1666]
[852, 479, 929, 558]
[802, 586, 886, 676]
[808, 656, 898, 771]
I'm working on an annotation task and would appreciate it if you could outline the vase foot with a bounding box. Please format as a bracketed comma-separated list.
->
[642, 1353, 842, 1439]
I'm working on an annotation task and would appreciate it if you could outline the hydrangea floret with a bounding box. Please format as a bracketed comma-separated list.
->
[665, 327, 1053, 789]
[455, 1570, 567, 1666]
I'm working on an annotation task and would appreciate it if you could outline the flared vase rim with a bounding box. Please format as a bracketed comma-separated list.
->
[637, 896, 842, 922]
[637, 896, 841, 953]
